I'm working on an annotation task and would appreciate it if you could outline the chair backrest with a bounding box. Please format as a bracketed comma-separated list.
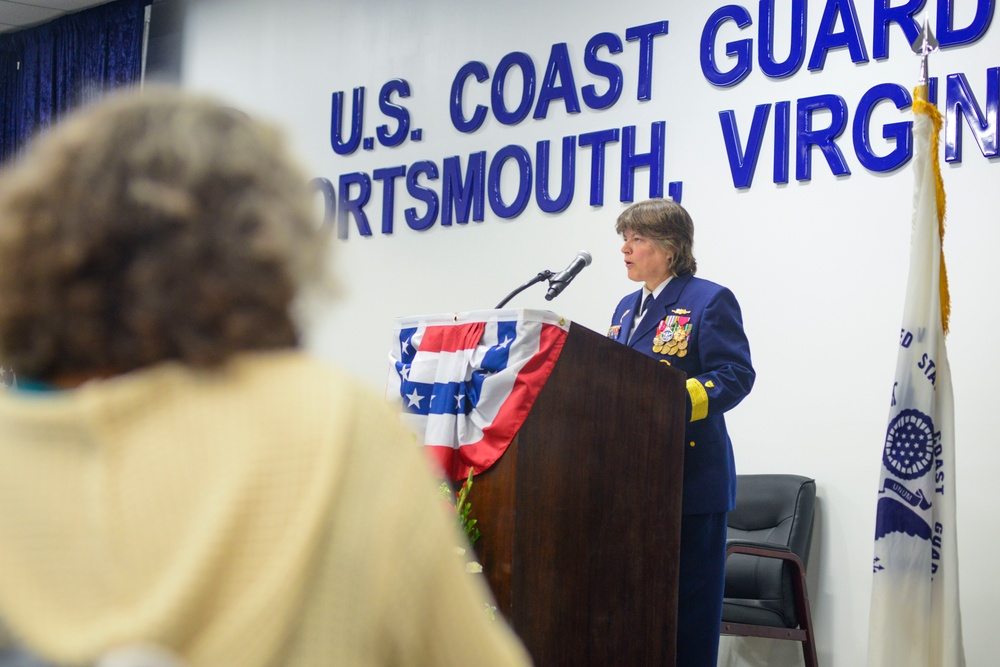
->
[724, 474, 816, 627]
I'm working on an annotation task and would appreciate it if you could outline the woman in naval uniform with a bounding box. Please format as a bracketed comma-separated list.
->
[607, 198, 755, 667]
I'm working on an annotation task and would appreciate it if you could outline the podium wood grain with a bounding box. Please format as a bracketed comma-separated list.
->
[473, 322, 686, 666]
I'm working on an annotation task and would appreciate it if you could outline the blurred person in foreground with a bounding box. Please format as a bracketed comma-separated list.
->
[0, 88, 530, 667]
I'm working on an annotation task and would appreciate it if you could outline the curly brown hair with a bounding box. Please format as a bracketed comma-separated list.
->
[0, 87, 331, 381]
[614, 198, 697, 277]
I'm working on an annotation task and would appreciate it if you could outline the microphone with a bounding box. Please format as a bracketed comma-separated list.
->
[545, 251, 592, 301]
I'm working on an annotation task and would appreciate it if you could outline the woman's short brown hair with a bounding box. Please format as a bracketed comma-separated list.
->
[0, 87, 331, 380]
[614, 198, 697, 276]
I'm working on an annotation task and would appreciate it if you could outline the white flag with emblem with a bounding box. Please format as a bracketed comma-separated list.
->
[867, 91, 964, 666]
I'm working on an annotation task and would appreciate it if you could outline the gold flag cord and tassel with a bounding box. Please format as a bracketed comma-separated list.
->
[912, 86, 951, 335]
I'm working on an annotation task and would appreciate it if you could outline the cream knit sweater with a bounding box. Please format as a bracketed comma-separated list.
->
[0, 351, 529, 667]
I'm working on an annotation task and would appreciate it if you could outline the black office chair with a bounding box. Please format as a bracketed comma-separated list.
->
[721, 474, 818, 667]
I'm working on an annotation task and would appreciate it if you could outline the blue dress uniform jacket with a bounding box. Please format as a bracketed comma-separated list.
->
[607, 273, 755, 515]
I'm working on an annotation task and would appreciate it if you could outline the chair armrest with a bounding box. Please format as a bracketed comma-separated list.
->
[723, 538, 816, 647]
[726, 540, 804, 572]
[726, 539, 790, 554]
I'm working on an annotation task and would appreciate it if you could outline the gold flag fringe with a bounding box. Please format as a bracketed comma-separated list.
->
[913, 92, 950, 336]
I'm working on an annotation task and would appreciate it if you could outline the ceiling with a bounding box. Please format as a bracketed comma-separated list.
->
[0, 1, 114, 35]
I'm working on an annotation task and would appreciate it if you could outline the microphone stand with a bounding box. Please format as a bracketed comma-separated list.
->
[495, 270, 554, 309]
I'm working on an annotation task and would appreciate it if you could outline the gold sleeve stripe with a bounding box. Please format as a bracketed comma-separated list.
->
[687, 378, 709, 422]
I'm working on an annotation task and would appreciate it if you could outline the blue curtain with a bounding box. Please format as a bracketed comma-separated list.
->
[0, 0, 151, 164]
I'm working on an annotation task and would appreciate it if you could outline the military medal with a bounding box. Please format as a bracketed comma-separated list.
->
[609, 309, 630, 339]
[652, 309, 693, 357]
[652, 319, 668, 353]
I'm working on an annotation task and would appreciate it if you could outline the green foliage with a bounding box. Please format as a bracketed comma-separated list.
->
[440, 468, 481, 544]
[456, 468, 481, 544]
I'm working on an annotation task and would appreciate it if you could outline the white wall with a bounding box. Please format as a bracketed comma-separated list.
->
[181, 1, 999, 665]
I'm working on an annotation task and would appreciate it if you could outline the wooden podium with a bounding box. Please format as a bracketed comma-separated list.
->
[472, 322, 687, 666]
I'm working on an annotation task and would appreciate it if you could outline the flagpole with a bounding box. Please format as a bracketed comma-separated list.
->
[909, 15, 950, 334]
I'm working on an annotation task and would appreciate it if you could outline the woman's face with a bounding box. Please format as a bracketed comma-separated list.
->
[621, 229, 673, 290]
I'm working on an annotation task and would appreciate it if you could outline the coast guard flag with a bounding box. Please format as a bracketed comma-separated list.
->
[868, 92, 964, 667]
[387, 309, 569, 481]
